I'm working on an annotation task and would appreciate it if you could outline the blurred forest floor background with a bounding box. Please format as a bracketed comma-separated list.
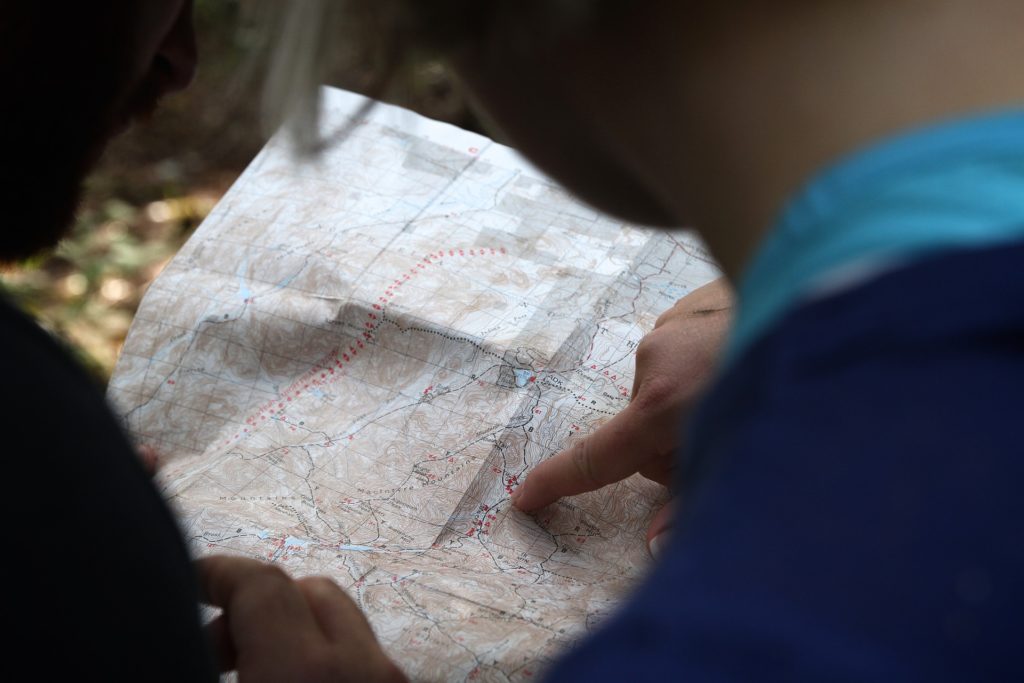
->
[0, 0, 475, 385]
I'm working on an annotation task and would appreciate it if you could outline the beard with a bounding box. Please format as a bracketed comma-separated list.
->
[0, 115, 103, 264]
[0, 5, 167, 264]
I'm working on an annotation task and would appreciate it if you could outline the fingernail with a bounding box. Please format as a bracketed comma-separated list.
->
[510, 484, 523, 506]
[648, 531, 671, 559]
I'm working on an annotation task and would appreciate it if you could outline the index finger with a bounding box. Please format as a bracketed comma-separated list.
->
[511, 401, 667, 512]
[197, 555, 295, 606]
[196, 555, 322, 648]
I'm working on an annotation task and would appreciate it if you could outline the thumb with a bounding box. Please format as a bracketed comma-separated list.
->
[512, 401, 665, 512]
[646, 500, 674, 559]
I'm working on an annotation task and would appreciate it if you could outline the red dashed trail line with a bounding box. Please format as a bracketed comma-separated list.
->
[222, 246, 509, 447]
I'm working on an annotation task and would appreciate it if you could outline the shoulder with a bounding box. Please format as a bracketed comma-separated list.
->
[548, 243, 1024, 682]
[0, 296, 147, 483]
[0, 297, 217, 680]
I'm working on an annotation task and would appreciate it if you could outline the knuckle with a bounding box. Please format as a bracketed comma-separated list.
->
[296, 647, 343, 681]
[654, 305, 682, 328]
[299, 576, 336, 592]
[570, 439, 603, 487]
[631, 376, 677, 415]
[233, 563, 299, 612]
[635, 330, 661, 361]
[252, 563, 293, 590]
[297, 576, 345, 602]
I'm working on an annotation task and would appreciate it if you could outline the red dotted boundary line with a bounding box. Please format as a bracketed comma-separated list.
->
[222, 245, 509, 446]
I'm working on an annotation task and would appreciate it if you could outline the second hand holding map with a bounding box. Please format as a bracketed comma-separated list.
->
[108, 88, 719, 681]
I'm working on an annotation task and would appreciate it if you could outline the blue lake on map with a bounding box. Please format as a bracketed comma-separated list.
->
[512, 368, 534, 388]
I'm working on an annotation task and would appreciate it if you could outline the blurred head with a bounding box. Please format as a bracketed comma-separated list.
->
[265, 0, 678, 227]
[0, 0, 197, 262]
[446, 2, 680, 227]
[269, 0, 1024, 279]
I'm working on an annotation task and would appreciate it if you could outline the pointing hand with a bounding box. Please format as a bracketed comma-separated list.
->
[511, 278, 732, 550]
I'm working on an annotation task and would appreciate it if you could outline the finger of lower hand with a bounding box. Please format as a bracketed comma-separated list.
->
[295, 576, 374, 641]
[196, 556, 323, 659]
[204, 613, 237, 673]
[295, 578, 408, 682]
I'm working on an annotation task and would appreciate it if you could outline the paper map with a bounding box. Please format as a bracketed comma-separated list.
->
[108, 87, 719, 682]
